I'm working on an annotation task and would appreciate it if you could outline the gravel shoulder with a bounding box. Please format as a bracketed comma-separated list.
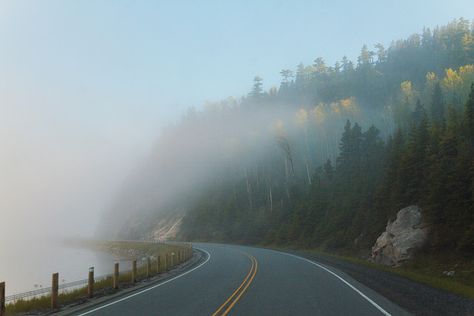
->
[285, 249, 474, 316]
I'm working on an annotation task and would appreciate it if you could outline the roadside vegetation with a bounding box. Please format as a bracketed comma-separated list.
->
[5, 241, 192, 315]
[302, 248, 474, 300]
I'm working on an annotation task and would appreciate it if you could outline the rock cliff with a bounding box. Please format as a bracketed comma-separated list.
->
[371, 205, 428, 266]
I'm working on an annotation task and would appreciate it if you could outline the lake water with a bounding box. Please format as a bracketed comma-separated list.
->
[0, 240, 126, 296]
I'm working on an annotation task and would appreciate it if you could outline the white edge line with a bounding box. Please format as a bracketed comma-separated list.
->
[277, 251, 391, 316]
[76, 248, 211, 316]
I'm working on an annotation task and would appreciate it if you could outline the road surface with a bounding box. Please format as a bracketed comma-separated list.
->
[70, 243, 410, 316]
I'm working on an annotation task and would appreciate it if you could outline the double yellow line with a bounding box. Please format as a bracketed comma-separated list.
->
[212, 254, 258, 316]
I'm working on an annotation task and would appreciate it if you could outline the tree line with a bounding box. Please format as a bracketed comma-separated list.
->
[107, 19, 474, 257]
[178, 19, 474, 256]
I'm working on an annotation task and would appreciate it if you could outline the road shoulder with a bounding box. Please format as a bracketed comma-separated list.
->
[282, 249, 474, 316]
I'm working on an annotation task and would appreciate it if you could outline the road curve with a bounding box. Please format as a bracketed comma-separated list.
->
[70, 243, 410, 316]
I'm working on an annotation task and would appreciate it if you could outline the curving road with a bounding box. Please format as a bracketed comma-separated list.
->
[70, 243, 410, 316]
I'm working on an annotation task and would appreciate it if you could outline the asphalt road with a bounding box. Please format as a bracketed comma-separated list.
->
[70, 243, 410, 316]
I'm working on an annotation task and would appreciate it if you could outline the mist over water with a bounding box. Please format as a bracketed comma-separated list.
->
[0, 92, 152, 294]
[1, 240, 119, 295]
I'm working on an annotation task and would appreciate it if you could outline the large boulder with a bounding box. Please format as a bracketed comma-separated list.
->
[371, 205, 428, 266]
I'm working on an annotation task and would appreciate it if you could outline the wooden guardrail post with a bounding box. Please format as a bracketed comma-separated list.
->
[87, 267, 94, 298]
[51, 273, 59, 310]
[146, 257, 151, 278]
[131, 260, 137, 283]
[113, 263, 119, 289]
[1, 282, 5, 316]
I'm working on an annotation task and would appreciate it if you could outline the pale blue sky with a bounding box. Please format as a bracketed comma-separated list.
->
[1, 0, 473, 128]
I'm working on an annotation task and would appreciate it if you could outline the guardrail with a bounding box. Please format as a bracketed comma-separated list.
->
[0, 243, 193, 315]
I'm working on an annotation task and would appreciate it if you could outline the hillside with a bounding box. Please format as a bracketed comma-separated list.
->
[101, 18, 474, 258]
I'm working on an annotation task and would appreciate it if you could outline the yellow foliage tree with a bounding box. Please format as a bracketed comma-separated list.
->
[295, 108, 309, 127]
[442, 68, 463, 91]
[273, 119, 287, 138]
[330, 102, 341, 114]
[426, 72, 437, 83]
[339, 97, 359, 119]
[442, 68, 463, 103]
[400, 80, 416, 104]
[457, 64, 474, 101]
[423, 72, 438, 104]
[312, 104, 326, 124]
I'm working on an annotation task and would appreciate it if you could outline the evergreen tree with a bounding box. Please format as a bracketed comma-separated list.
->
[250, 76, 263, 98]
[431, 82, 445, 127]
[323, 159, 334, 180]
[413, 99, 427, 125]
[401, 108, 430, 204]
[464, 83, 474, 145]
[336, 120, 352, 172]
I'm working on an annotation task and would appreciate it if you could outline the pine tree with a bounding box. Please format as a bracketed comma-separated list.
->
[464, 83, 474, 145]
[431, 82, 445, 127]
[336, 120, 352, 172]
[250, 76, 263, 98]
[323, 159, 334, 181]
[413, 99, 427, 125]
[401, 108, 430, 204]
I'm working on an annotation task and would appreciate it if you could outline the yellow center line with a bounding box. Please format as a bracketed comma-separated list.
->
[212, 254, 258, 316]
[221, 257, 258, 316]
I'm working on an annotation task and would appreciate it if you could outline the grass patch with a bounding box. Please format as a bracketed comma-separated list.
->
[303, 248, 474, 300]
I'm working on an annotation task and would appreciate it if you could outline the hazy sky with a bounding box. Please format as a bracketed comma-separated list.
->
[0, 1, 472, 241]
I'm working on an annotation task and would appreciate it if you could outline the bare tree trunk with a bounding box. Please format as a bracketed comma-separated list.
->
[305, 156, 312, 185]
[284, 158, 290, 199]
[277, 135, 294, 200]
[267, 176, 273, 214]
[304, 127, 312, 185]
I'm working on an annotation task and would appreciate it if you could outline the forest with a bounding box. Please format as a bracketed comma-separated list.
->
[108, 19, 474, 257]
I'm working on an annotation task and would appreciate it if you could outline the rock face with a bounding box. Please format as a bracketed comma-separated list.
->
[371, 205, 428, 266]
[150, 213, 184, 241]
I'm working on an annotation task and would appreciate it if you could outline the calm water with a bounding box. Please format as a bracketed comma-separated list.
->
[0, 240, 126, 296]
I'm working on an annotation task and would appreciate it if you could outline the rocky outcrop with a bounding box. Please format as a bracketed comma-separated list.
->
[150, 213, 183, 241]
[371, 205, 428, 266]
